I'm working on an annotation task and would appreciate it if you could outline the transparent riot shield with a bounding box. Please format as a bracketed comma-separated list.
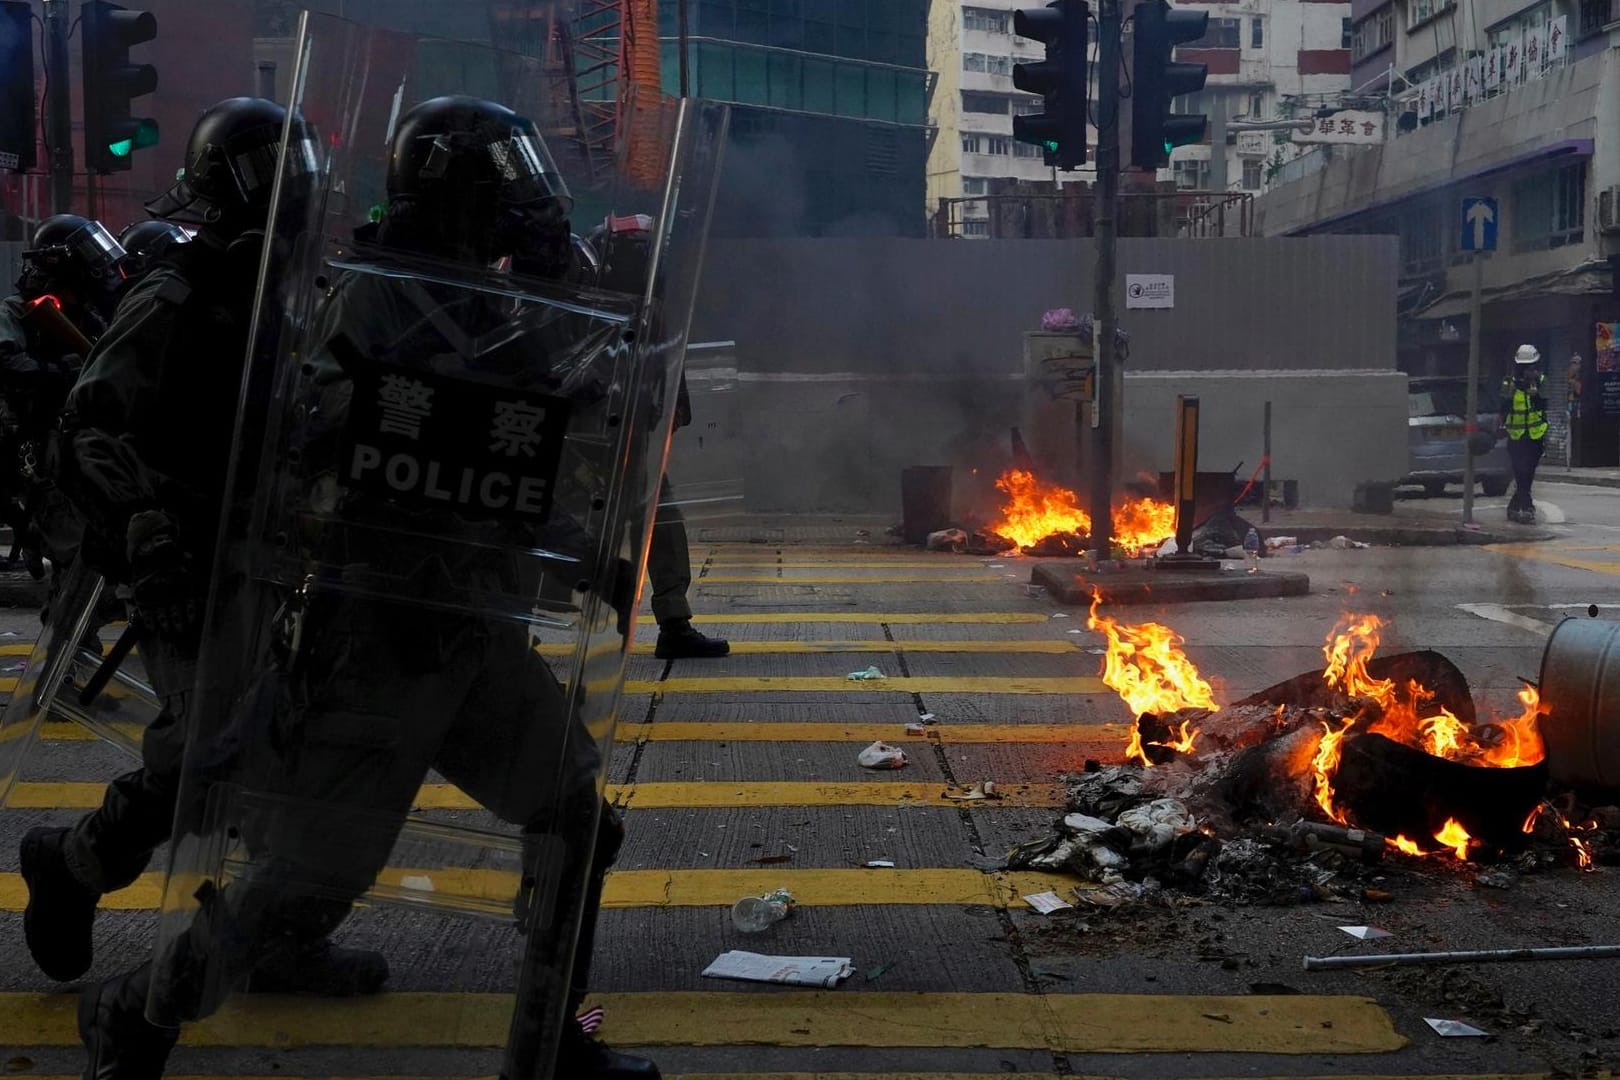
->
[0, 562, 163, 809]
[148, 13, 726, 1080]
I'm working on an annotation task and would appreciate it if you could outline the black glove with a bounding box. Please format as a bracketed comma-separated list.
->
[612, 557, 638, 638]
[125, 510, 201, 644]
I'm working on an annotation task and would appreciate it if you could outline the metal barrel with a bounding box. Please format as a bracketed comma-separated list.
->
[1539, 616, 1620, 789]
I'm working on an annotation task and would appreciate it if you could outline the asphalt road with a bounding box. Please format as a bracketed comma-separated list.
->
[0, 484, 1618, 1079]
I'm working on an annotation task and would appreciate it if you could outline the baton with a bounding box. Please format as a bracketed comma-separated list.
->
[78, 619, 140, 706]
[1304, 944, 1620, 971]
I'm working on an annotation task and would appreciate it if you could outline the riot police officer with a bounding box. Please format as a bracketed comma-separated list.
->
[116, 219, 191, 289]
[73, 94, 659, 1080]
[0, 215, 124, 574]
[20, 99, 388, 1080]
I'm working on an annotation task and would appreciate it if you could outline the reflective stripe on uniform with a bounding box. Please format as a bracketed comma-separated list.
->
[1502, 376, 1548, 440]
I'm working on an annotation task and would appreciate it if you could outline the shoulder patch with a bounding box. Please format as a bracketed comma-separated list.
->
[152, 274, 193, 307]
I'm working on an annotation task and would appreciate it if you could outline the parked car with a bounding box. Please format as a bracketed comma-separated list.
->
[1403, 376, 1511, 498]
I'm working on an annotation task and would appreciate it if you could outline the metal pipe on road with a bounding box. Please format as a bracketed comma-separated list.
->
[1305, 944, 1620, 971]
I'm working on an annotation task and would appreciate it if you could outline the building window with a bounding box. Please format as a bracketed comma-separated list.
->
[1242, 158, 1263, 190]
[963, 52, 986, 72]
[1250, 16, 1264, 48]
[963, 7, 1010, 34]
[962, 91, 1009, 114]
[1352, 5, 1395, 61]
[1013, 141, 1044, 158]
[986, 54, 1012, 75]
[1411, 0, 1437, 25]
[1581, 0, 1613, 35]
[963, 177, 989, 195]
[987, 136, 1011, 155]
[1011, 97, 1044, 115]
[1173, 158, 1212, 189]
[1195, 17, 1242, 47]
[962, 220, 991, 237]
[962, 134, 984, 154]
[1513, 163, 1587, 251]
[1342, 16, 1354, 48]
[1247, 91, 1265, 118]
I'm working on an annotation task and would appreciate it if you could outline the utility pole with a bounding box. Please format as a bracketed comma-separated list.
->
[44, 0, 73, 213]
[1462, 250, 1484, 525]
[1089, 0, 1121, 560]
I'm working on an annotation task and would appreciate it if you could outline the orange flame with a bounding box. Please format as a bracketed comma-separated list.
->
[1322, 614, 1395, 702]
[1388, 835, 1429, 856]
[1435, 818, 1473, 861]
[990, 469, 1177, 557]
[1572, 835, 1594, 870]
[1311, 718, 1355, 824]
[1089, 593, 1216, 764]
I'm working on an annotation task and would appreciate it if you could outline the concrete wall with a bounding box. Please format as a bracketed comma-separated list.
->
[671, 236, 1405, 514]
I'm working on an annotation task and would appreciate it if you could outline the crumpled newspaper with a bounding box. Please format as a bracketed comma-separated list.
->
[857, 740, 909, 769]
[847, 665, 887, 681]
[1116, 799, 1198, 851]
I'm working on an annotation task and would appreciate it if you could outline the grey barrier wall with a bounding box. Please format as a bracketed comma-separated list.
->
[671, 236, 1406, 515]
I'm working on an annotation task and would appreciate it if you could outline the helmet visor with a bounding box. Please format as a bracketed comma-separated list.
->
[26, 219, 127, 278]
[414, 125, 572, 213]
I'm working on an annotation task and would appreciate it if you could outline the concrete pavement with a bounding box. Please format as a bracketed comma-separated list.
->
[0, 515, 1617, 1078]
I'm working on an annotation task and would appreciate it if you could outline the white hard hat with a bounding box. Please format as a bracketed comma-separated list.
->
[1515, 344, 1541, 364]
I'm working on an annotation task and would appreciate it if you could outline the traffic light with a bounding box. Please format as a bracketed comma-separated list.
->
[0, 1, 34, 172]
[1011, 0, 1089, 170]
[1131, 0, 1207, 170]
[81, 1, 159, 174]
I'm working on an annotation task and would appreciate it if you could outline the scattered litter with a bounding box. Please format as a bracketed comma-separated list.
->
[1475, 869, 1518, 890]
[1201, 1012, 1234, 1024]
[917, 712, 938, 723]
[576, 1005, 605, 1033]
[1361, 888, 1395, 903]
[927, 528, 967, 552]
[986, 562, 1006, 569]
[1425, 1018, 1489, 1038]
[942, 781, 1000, 801]
[750, 853, 793, 865]
[702, 950, 853, 987]
[1117, 799, 1196, 851]
[857, 741, 909, 769]
[1338, 926, 1392, 941]
[1329, 535, 1371, 550]
[1023, 890, 1075, 914]
[1051, 612, 1070, 619]
[1065, 628, 1085, 635]
[0, 630, 18, 638]
[2, 662, 22, 672]
[1086, 646, 1106, 654]
[864, 859, 896, 868]
[730, 888, 795, 933]
[1075, 881, 1145, 908]
[847, 665, 887, 681]
[399, 874, 435, 892]
[864, 961, 896, 981]
[903, 723, 930, 736]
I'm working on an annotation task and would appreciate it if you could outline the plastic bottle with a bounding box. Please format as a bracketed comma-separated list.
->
[731, 888, 795, 933]
[1243, 528, 1261, 573]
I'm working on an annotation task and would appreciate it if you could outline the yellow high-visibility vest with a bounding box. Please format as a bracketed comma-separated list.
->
[1502, 374, 1548, 440]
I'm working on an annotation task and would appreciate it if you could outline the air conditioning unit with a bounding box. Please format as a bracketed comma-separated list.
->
[1599, 185, 1620, 235]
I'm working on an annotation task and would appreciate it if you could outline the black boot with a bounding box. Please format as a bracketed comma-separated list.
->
[79, 965, 179, 1080]
[242, 938, 390, 996]
[654, 619, 729, 660]
[558, 1020, 662, 1079]
[21, 826, 102, 981]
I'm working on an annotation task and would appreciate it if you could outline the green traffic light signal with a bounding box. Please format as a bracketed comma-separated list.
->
[108, 138, 132, 157]
[1044, 139, 1059, 152]
[109, 119, 159, 157]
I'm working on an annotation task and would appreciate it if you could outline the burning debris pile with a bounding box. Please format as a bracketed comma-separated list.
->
[1008, 600, 1616, 904]
[949, 468, 1178, 558]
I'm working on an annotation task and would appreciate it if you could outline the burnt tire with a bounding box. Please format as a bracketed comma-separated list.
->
[1481, 476, 1510, 497]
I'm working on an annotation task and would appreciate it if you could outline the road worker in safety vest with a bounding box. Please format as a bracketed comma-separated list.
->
[1498, 343, 1548, 524]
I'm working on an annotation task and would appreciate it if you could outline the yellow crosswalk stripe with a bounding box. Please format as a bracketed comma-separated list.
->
[533, 639, 1085, 656]
[635, 613, 1051, 624]
[4, 779, 1066, 811]
[696, 573, 1006, 583]
[622, 721, 1128, 746]
[0, 991, 1404, 1053]
[628, 676, 1106, 695]
[14, 1075, 1566, 1080]
[0, 867, 1084, 912]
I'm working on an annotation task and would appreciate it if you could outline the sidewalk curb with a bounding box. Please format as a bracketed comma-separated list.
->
[1256, 524, 1553, 547]
[1538, 472, 1620, 490]
[1031, 562, 1311, 606]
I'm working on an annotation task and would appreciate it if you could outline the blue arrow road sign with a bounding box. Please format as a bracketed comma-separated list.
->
[1461, 197, 1498, 252]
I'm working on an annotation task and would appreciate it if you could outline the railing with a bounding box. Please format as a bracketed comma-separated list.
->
[931, 190, 1254, 239]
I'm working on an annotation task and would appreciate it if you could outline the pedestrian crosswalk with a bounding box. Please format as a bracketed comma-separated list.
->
[0, 543, 1462, 1077]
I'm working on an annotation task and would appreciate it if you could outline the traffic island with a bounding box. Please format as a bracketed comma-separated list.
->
[1031, 560, 1310, 606]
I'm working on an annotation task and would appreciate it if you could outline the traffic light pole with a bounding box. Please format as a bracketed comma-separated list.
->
[44, 0, 73, 213]
[1088, 0, 1121, 561]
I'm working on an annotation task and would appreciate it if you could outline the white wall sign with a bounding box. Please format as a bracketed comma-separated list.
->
[1292, 110, 1385, 145]
[1125, 274, 1175, 310]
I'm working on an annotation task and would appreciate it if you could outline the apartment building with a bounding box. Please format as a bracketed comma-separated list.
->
[927, 0, 1354, 234]
[1256, 0, 1616, 464]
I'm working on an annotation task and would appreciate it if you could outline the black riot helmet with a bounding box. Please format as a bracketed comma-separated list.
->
[380, 95, 573, 269]
[145, 97, 321, 240]
[585, 213, 655, 295]
[116, 219, 191, 281]
[17, 214, 127, 301]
